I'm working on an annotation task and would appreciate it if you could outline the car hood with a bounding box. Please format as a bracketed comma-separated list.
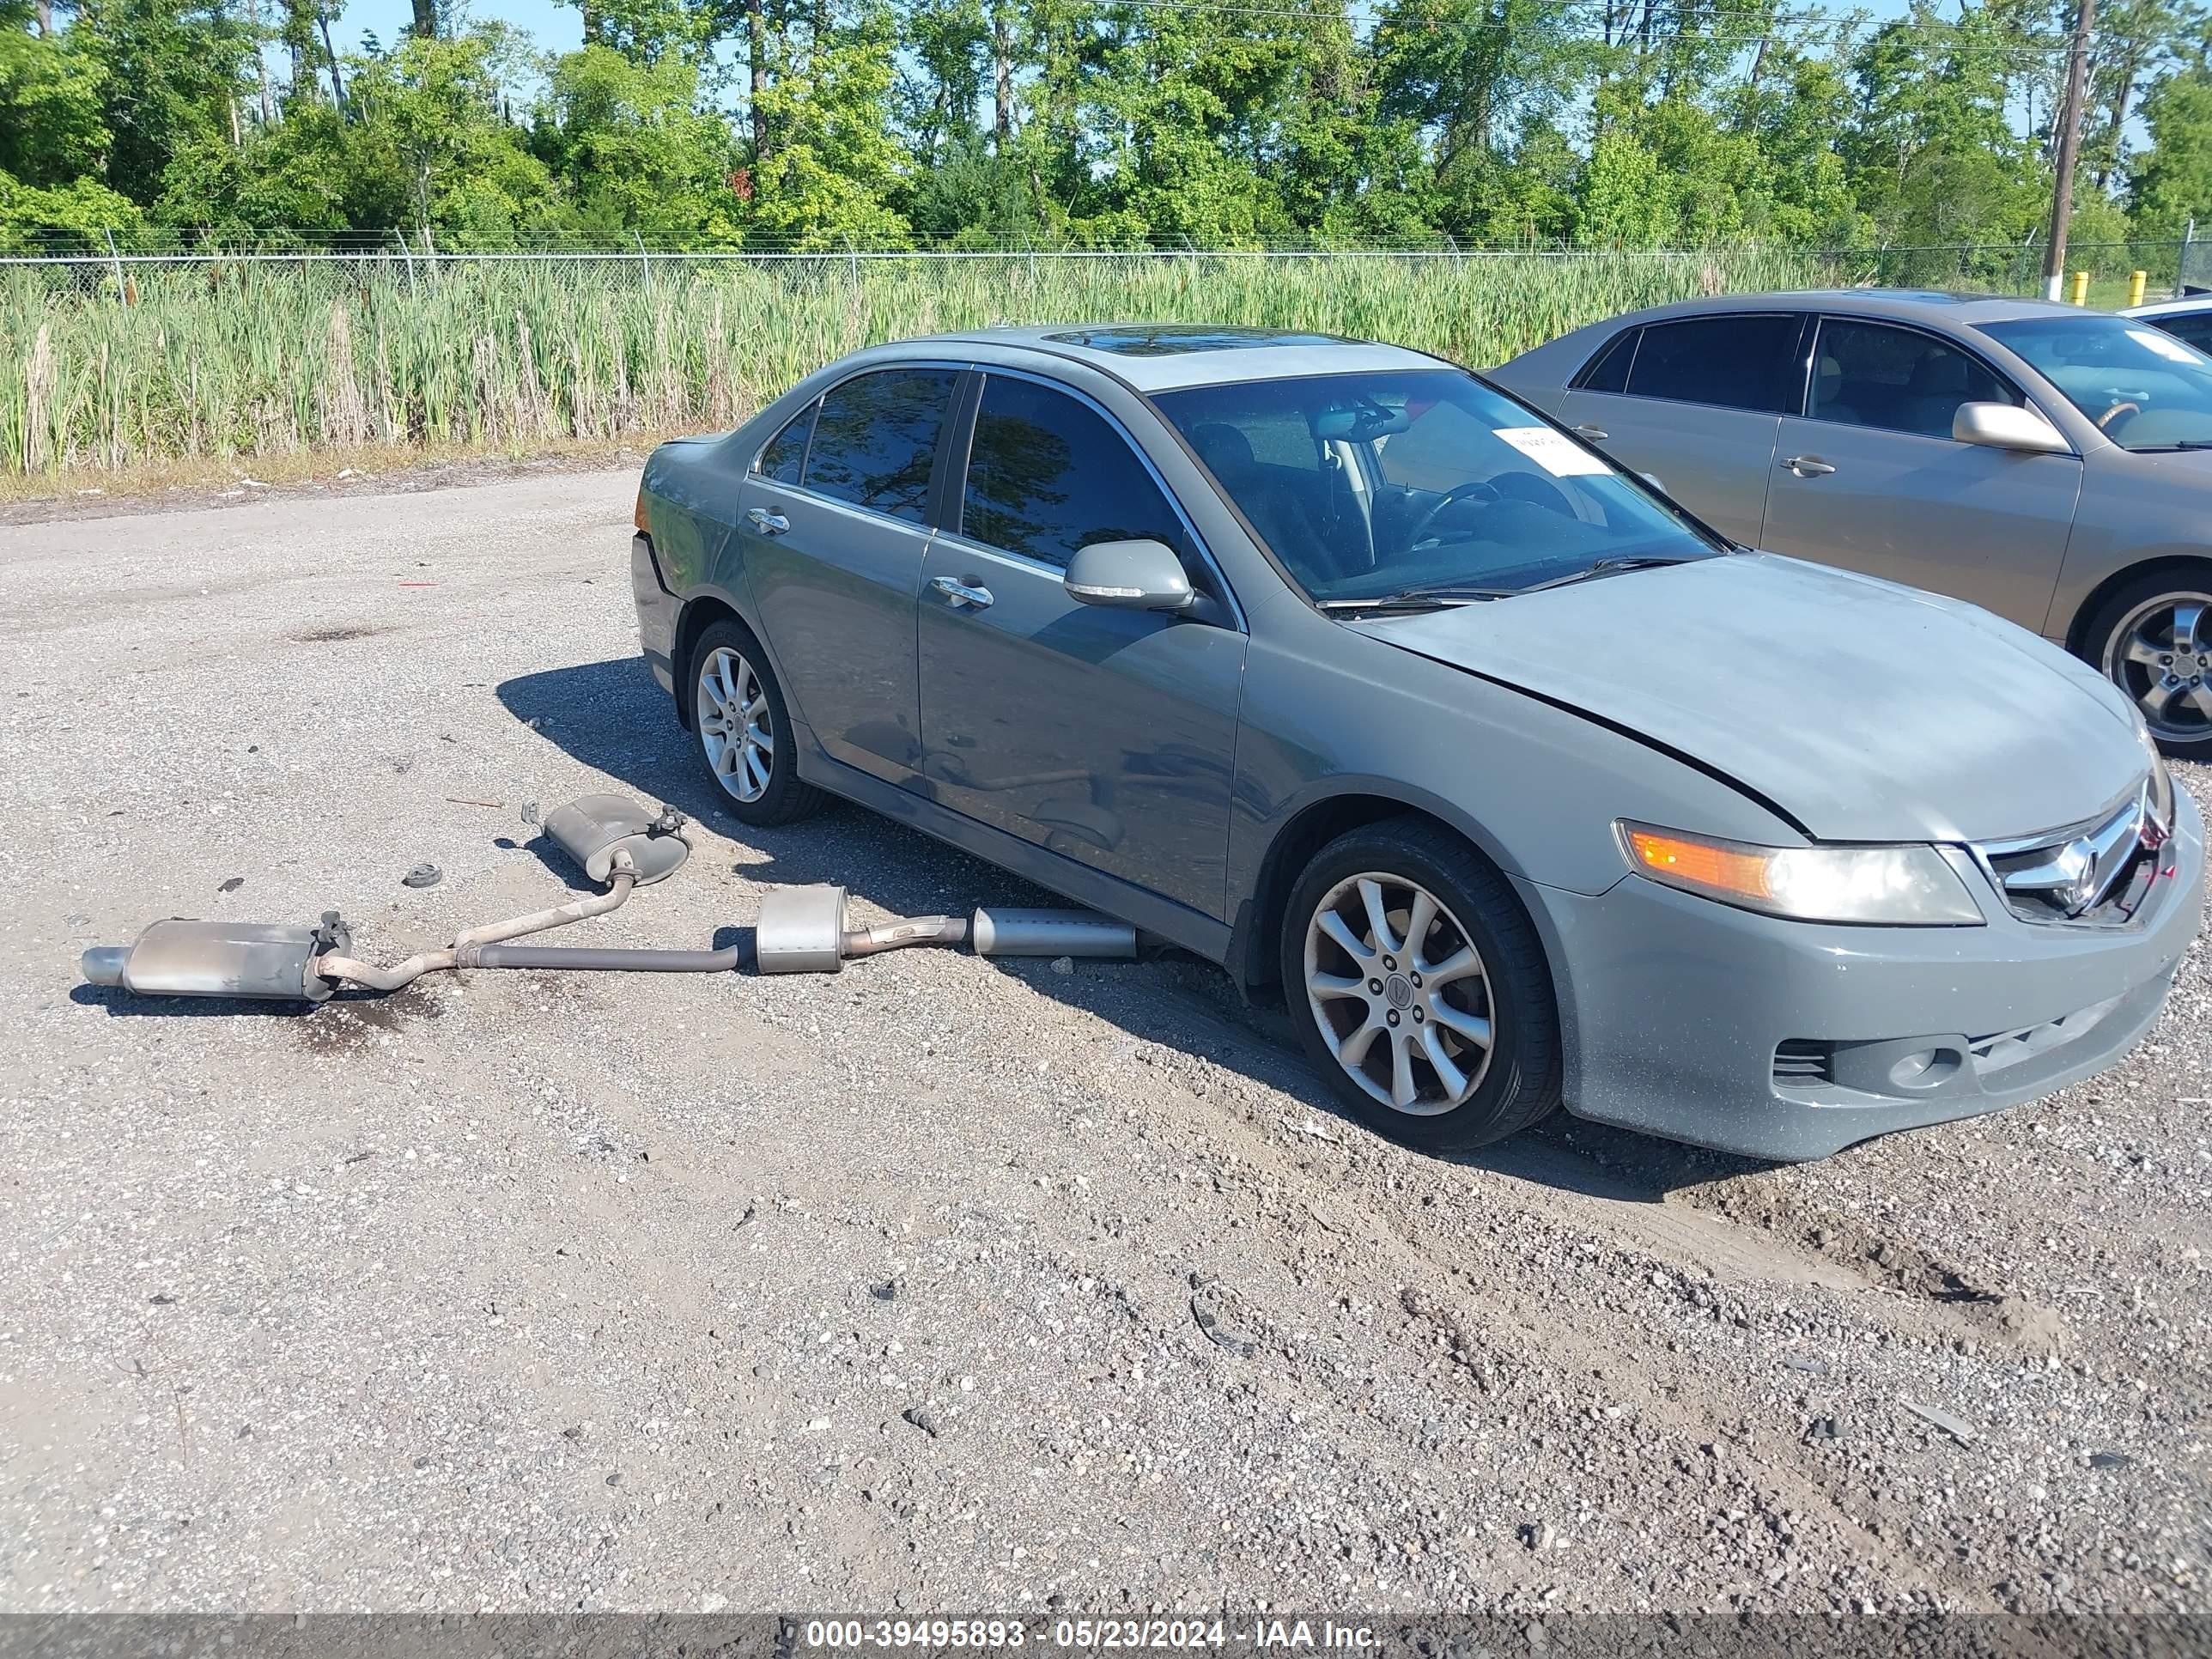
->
[1359, 553, 2144, 844]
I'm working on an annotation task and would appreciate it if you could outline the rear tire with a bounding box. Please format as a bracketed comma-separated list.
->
[689, 620, 824, 826]
[2081, 568, 2212, 763]
[1280, 817, 1560, 1152]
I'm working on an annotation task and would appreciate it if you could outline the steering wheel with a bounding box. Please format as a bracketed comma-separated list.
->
[2098, 399, 2141, 433]
[1401, 479, 1500, 549]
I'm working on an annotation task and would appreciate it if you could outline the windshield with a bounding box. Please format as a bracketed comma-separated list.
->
[1980, 314, 2212, 451]
[1152, 368, 1721, 605]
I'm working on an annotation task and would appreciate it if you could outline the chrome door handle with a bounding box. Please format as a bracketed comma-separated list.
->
[929, 574, 994, 610]
[1571, 423, 1609, 441]
[745, 507, 790, 536]
[1781, 455, 1837, 477]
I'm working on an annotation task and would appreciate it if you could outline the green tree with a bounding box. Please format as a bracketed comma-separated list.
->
[347, 25, 558, 246]
[740, 0, 911, 246]
[2131, 49, 2212, 237]
[64, 0, 254, 205]
[533, 44, 738, 240]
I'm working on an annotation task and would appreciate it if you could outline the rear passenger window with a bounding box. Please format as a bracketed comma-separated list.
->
[1575, 328, 1638, 394]
[1811, 319, 2021, 440]
[961, 377, 1182, 570]
[1625, 315, 1802, 414]
[803, 368, 959, 524]
[757, 399, 816, 483]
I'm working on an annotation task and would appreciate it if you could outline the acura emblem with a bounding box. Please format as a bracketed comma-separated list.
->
[1998, 792, 2154, 921]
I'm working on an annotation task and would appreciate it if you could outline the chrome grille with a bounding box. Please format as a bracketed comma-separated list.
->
[1974, 783, 2169, 927]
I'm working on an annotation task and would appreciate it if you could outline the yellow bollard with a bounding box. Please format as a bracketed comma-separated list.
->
[2070, 270, 2090, 306]
[2129, 270, 2148, 307]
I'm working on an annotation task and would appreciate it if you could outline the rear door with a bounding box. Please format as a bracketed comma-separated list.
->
[1759, 316, 2081, 625]
[1556, 312, 1808, 546]
[740, 364, 962, 784]
[915, 370, 1246, 920]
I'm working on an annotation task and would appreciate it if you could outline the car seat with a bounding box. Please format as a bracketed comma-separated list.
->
[1899, 349, 1975, 439]
[1186, 422, 1344, 584]
[1813, 354, 1862, 426]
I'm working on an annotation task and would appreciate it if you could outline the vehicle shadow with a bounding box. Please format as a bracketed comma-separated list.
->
[495, 655, 1771, 1201]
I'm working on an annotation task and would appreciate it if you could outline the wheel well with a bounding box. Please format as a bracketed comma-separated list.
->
[669, 596, 740, 731]
[1237, 796, 1471, 994]
[2064, 555, 2212, 656]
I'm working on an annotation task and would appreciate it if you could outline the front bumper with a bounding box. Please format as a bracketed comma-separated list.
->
[1517, 787, 2204, 1161]
[632, 532, 678, 696]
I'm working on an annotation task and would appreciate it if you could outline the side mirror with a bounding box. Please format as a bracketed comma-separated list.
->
[1953, 401, 2070, 455]
[1064, 539, 1194, 613]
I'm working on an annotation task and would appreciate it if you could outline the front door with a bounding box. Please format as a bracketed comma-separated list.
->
[1760, 318, 2081, 626]
[916, 372, 1245, 921]
[743, 365, 961, 784]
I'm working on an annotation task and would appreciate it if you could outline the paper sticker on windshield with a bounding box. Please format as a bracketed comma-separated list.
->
[1495, 426, 1612, 477]
[2126, 325, 2205, 364]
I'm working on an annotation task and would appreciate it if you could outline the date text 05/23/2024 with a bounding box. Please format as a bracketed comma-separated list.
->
[800, 1620, 1381, 1651]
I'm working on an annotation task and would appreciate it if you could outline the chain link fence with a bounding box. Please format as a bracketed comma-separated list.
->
[3, 234, 2198, 477]
[3, 234, 2199, 306]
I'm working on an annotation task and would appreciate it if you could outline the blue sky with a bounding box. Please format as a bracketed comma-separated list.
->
[337, 0, 583, 56]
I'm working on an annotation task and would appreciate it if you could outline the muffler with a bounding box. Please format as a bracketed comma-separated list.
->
[81, 915, 353, 1002]
[78, 794, 1135, 1006]
[753, 885, 1136, 974]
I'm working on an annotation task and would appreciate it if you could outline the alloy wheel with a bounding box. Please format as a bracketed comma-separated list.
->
[1303, 872, 1495, 1116]
[696, 645, 774, 803]
[2104, 590, 2212, 743]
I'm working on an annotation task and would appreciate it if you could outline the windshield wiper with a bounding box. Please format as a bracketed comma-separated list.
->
[2132, 439, 2212, 451]
[1315, 587, 1505, 613]
[1504, 555, 1698, 594]
[1334, 555, 1698, 611]
[1320, 555, 1698, 615]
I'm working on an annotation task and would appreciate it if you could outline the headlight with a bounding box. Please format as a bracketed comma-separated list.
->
[1619, 823, 1984, 925]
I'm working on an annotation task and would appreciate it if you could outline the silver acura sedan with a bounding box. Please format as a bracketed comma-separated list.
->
[1491, 290, 2212, 762]
[630, 325, 2202, 1160]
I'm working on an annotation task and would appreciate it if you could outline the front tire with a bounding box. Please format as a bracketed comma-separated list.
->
[689, 621, 823, 826]
[1280, 817, 1560, 1152]
[2083, 570, 2212, 762]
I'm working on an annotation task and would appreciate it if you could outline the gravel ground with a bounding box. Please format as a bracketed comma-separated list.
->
[1, 471, 2207, 1619]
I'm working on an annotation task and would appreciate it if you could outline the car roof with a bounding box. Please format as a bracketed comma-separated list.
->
[1605, 289, 2090, 329]
[2121, 293, 2212, 318]
[892, 324, 1449, 392]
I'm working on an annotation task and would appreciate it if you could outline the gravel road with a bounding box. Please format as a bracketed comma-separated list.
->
[2, 472, 2207, 1620]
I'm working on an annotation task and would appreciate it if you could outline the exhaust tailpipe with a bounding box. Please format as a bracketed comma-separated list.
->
[78, 796, 1135, 1006]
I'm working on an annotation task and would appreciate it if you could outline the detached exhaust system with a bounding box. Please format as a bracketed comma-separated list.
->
[79, 793, 1136, 1005]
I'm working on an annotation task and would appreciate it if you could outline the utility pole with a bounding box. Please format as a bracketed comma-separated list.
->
[2042, 0, 2097, 301]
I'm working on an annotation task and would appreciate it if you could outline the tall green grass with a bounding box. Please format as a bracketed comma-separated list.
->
[1, 249, 1833, 477]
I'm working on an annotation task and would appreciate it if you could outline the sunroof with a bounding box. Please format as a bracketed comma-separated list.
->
[1042, 325, 1354, 356]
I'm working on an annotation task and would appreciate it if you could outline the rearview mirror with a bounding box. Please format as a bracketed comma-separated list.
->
[1064, 539, 1194, 613]
[1638, 471, 1667, 495]
[1953, 401, 2070, 455]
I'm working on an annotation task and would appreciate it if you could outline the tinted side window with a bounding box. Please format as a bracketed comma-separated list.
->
[1576, 328, 1638, 394]
[757, 399, 816, 483]
[961, 377, 1182, 570]
[803, 368, 959, 524]
[1625, 315, 1802, 414]
[1812, 319, 2021, 439]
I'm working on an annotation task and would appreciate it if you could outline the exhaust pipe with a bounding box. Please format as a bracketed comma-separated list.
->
[78, 797, 1134, 1005]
